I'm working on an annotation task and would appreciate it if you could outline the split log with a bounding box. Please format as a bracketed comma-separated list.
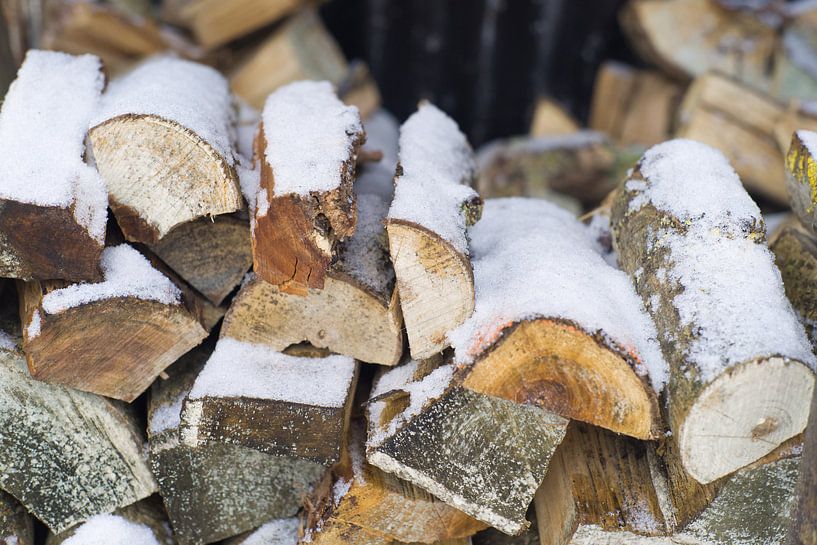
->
[773, 7, 817, 103]
[251, 80, 363, 294]
[0, 490, 33, 545]
[774, 103, 817, 154]
[589, 61, 681, 146]
[475, 132, 638, 207]
[0, 50, 107, 282]
[530, 98, 579, 137]
[787, 376, 817, 545]
[46, 498, 174, 545]
[180, 337, 358, 465]
[305, 422, 485, 544]
[610, 139, 816, 484]
[223, 163, 402, 365]
[90, 56, 242, 244]
[223, 518, 299, 545]
[149, 345, 324, 545]
[785, 131, 817, 235]
[150, 214, 252, 305]
[366, 357, 569, 535]
[448, 198, 665, 439]
[180, 0, 304, 49]
[19, 244, 207, 401]
[0, 337, 156, 533]
[675, 72, 789, 203]
[386, 102, 481, 360]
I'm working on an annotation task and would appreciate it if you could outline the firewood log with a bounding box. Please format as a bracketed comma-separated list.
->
[0, 336, 156, 533]
[251, 80, 364, 294]
[18, 244, 207, 402]
[772, 7, 817, 103]
[149, 345, 324, 545]
[46, 498, 174, 545]
[774, 103, 817, 154]
[785, 131, 817, 235]
[366, 357, 568, 535]
[90, 56, 242, 244]
[149, 214, 252, 306]
[475, 132, 638, 207]
[448, 198, 666, 439]
[787, 379, 817, 545]
[589, 61, 681, 146]
[180, 0, 305, 49]
[530, 98, 579, 137]
[305, 422, 485, 544]
[386, 102, 481, 360]
[610, 139, 816, 484]
[0, 490, 33, 545]
[179, 337, 358, 465]
[0, 50, 107, 282]
[222, 518, 299, 545]
[675, 72, 789, 203]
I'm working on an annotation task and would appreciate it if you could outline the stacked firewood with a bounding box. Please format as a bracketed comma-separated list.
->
[0, 1, 816, 545]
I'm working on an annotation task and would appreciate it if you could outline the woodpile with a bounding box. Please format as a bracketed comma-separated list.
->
[0, 1, 815, 545]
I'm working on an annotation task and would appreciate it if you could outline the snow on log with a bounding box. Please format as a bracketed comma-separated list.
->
[610, 139, 816, 484]
[179, 338, 358, 465]
[46, 499, 173, 545]
[448, 198, 667, 439]
[0, 337, 157, 533]
[148, 346, 324, 545]
[386, 102, 482, 360]
[366, 357, 568, 535]
[19, 244, 207, 401]
[0, 50, 107, 282]
[89, 56, 242, 244]
[251, 80, 364, 294]
[0, 490, 34, 545]
[222, 518, 299, 545]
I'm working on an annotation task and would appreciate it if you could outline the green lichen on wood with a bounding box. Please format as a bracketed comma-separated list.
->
[770, 221, 817, 347]
[786, 134, 817, 231]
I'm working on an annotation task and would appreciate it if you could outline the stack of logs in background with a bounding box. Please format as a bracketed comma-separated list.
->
[2, 1, 817, 545]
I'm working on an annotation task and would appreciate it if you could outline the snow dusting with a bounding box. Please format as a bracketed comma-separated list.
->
[26, 310, 41, 340]
[262, 81, 362, 197]
[798, 129, 817, 160]
[41, 245, 182, 314]
[93, 55, 236, 165]
[62, 514, 160, 545]
[0, 50, 107, 242]
[188, 338, 356, 407]
[388, 102, 478, 254]
[149, 388, 186, 436]
[448, 198, 668, 392]
[240, 518, 299, 545]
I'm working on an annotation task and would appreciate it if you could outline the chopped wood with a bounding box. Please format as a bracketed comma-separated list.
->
[787, 378, 817, 545]
[0, 338, 156, 533]
[611, 139, 816, 483]
[786, 131, 817, 235]
[46, 498, 174, 545]
[19, 244, 208, 402]
[150, 214, 252, 306]
[181, 0, 304, 49]
[251, 80, 364, 294]
[529, 98, 580, 137]
[0, 50, 107, 282]
[149, 346, 325, 545]
[366, 357, 569, 535]
[223, 518, 299, 545]
[589, 61, 681, 146]
[0, 490, 33, 545]
[773, 102, 817, 154]
[387, 102, 481, 360]
[180, 338, 358, 465]
[90, 56, 242, 244]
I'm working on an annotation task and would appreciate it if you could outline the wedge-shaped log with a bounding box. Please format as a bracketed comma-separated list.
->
[90, 56, 242, 244]
[366, 357, 568, 535]
[676, 72, 789, 203]
[448, 198, 666, 440]
[180, 0, 304, 48]
[387, 102, 481, 360]
[306, 422, 485, 544]
[0, 490, 33, 545]
[46, 498, 174, 545]
[251, 80, 363, 294]
[785, 131, 817, 235]
[529, 98, 579, 137]
[611, 139, 816, 484]
[0, 338, 156, 533]
[224, 169, 402, 365]
[150, 214, 252, 305]
[180, 338, 358, 465]
[19, 244, 207, 401]
[0, 50, 107, 281]
[149, 346, 324, 545]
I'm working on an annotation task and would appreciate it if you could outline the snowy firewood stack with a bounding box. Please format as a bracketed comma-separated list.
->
[2, 0, 817, 544]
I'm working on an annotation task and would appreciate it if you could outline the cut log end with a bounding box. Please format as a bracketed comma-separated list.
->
[679, 356, 814, 484]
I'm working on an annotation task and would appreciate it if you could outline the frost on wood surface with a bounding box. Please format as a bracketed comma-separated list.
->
[388, 102, 479, 255]
[238, 518, 298, 545]
[92, 55, 236, 165]
[0, 49, 107, 242]
[262, 80, 362, 197]
[188, 338, 356, 407]
[61, 514, 160, 545]
[40, 245, 182, 315]
[623, 139, 816, 381]
[448, 198, 668, 392]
